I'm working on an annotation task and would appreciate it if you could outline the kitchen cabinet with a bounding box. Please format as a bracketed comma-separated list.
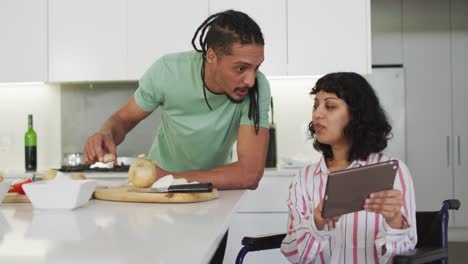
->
[451, 0, 468, 227]
[370, 0, 403, 65]
[127, 0, 209, 80]
[45, 0, 371, 82]
[209, 0, 287, 76]
[287, 0, 371, 76]
[404, 0, 468, 227]
[0, 0, 47, 83]
[224, 172, 294, 263]
[48, 0, 127, 82]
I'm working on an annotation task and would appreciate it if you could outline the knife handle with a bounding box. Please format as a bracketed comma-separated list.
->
[167, 183, 213, 193]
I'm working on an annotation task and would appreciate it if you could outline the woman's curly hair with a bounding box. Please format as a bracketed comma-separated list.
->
[308, 72, 392, 162]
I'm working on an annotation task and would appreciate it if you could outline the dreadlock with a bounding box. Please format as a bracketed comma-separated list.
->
[191, 10, 264, 134]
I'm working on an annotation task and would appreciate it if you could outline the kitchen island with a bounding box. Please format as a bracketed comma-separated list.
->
[0, 190, 246, 264]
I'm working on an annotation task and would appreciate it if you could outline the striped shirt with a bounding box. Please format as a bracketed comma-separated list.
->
[280, 153, 417, 264]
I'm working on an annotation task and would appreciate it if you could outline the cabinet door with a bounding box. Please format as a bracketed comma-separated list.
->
[225, 213, 289, 264]
[0, 0, 47, 82]
[209, 0, 287, 76]
[287, 0, 371, 76]
[370, 0, 403, 65]
[403, 0, 453, 211]
[127, 0, 209, 80]
[48, 0, 127, 82]
[238, 175, 293, 213]
[451, 0, 468, 227]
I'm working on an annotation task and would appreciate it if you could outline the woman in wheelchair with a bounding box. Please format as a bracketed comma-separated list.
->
[280, 72, 417, 263]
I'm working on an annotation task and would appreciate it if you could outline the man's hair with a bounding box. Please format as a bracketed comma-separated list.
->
[192, 10, 264, 133]
[308, 72, 393, 161]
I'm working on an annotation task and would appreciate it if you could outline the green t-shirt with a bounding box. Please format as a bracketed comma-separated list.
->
[134, 51, 271, 172]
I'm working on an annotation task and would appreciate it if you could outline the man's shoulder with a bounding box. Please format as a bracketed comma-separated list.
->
[256, 70, 269, 86]
[160, 50, 200, 64]
[146, 50, 201, 76]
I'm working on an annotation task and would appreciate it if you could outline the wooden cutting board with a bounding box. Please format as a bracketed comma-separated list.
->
[93, 186, 219, 203]
[2, 193, 31, 203]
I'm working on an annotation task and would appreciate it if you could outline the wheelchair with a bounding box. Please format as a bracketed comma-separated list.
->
[236, 199, 461, 264]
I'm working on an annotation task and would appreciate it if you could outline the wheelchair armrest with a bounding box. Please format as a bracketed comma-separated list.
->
[241, 233, 287, 251]
[393, 247, 447, 264]
[445, 199, 461, 210]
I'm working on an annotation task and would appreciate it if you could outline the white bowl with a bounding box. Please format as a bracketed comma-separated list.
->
[23, 179, 97, 210]
[0, 181, 11, 204]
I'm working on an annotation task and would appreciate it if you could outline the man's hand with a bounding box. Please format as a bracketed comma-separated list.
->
[83, 97, 151, 165]
[364, 189, 403, 229]
[83, 132, 116, 164]
[314, 199, 340, 230]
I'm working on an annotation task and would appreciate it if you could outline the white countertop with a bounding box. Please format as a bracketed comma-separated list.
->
[0, 190, 246, 264]
[3, 167, 298, 180]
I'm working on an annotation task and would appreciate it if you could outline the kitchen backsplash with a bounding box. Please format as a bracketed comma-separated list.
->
[60, 78, 323, 165]
[0, 78, 324, 171]
[0, 83, 61, 171]
[60, 82, 161, 158]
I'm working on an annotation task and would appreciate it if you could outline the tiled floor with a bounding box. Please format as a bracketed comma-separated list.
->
[448, 242, 468, 263]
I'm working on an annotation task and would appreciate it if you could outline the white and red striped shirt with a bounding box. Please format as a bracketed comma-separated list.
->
[280, 153, 417, 264]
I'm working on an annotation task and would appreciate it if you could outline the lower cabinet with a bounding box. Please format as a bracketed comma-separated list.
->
[224, 213, 290, 264]
[224, 173, 295, 264]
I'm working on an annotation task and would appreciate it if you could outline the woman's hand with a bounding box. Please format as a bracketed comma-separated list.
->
[314, 199, 340, 230]
[365, 189, 403, 229]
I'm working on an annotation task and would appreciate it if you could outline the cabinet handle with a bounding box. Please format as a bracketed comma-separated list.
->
[447, 136, 450, 167]
[458, 136, 461, 166]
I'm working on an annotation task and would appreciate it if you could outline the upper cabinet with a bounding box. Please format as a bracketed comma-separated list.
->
[48, 0, 127, 82]
[209, 0, 288, 76]
[287, 0, 371, 75]
[371, 0, 403, 65]
[0, 0, 47, 83]
[2, 0, 371, 83]
[127, 0, 209, 80]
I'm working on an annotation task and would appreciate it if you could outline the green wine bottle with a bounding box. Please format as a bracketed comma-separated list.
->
[25, 114, 37, 171]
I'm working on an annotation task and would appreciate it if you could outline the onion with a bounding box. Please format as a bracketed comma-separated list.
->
[128, 155, 157, 188]
[42, 169, 58, 181]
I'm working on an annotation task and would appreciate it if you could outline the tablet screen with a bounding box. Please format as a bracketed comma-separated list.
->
[321, 160, 398, 218]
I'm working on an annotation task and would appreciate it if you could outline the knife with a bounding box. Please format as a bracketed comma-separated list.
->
[128, 183, 213, 193]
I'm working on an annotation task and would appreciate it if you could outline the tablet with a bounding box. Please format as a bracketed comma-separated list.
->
[321, 160, 399, 218]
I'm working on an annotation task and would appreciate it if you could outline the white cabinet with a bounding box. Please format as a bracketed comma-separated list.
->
[451, 0, 468, 227]
[287, 0, 371, 75]
[224, 173, 294, 264]
[48, 0, 127, 82]
[370, 0, 403, 65]
[0, 0, 47, 82]
[404, 0, 468, 227]
[127, 0, 209, 80]
[404, 0, 453, 212]
[209, 0, 287, 76]
[45, 0, 371, 82]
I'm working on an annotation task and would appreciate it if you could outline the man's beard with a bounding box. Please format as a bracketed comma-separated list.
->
[226, 87, 249, 103]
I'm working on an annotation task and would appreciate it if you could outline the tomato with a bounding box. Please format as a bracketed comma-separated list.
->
[10, 178, 33, 195]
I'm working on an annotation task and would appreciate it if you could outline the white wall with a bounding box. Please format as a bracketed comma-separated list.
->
[0, 83, 61, 171]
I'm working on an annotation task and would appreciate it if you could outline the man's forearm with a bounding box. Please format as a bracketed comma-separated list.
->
[99, 114, 131, 145]
[158, 161, 264, 190]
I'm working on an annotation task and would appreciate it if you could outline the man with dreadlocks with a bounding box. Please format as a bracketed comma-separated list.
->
[83, 10, 271, 191]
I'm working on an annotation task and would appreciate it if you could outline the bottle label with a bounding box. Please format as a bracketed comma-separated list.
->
[25, 146, 37, 171]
